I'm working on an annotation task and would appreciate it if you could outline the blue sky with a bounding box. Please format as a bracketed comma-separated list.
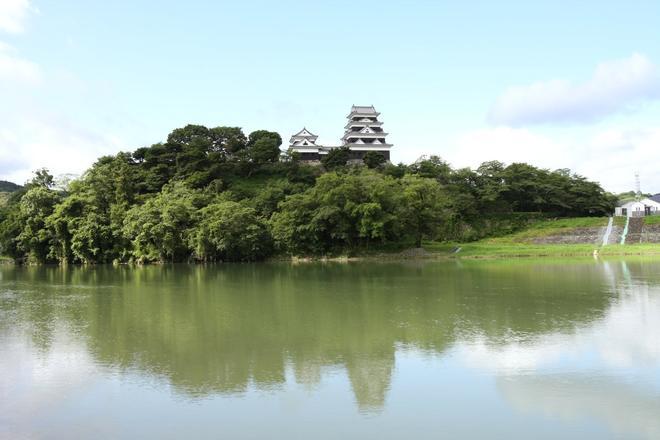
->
[1, 0, 659, 192]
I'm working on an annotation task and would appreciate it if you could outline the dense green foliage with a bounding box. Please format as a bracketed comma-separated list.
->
[0, 180, 22, 207]
[363, 151, 387, 169]
[321, 146, 350, 170]
[0, 124, 616, 264]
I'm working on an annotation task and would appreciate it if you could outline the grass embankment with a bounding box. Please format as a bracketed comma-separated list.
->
[425, 242, 660, 258]
[480, 217, 608, 244]
[424, 217, 660, 258]
[644, 215, 660, 225]
[613, 216, 627, 227]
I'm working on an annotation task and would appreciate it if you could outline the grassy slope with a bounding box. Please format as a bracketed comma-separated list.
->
[479, 217, 608, 244]
[644, 216, 660, 225]
[425, 242, 660, 258]
[613, 216, 627, 227]
[424, 217, 660, 258]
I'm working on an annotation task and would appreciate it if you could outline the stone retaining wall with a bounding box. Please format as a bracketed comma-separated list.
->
[625, 218, 644, 244]
[532, 227, 607, 245]
[606, 226, 623, 245]
[641, 224, 660, 244]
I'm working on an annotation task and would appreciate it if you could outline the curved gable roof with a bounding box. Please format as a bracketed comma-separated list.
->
[292, 127, 317, 138]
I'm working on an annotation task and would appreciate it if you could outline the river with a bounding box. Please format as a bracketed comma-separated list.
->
[1, 259, 659, 439]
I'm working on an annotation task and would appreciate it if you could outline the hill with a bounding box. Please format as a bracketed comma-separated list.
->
[0, 124, 617, 264]
[0, 181, 21, 192]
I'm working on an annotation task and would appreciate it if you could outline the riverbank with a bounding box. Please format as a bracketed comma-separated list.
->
[3, 217, 660, 265]
[286, 241, 660, 262]
[419, 216, 660, 259]
[423, 242, 660, 259]
[3, 242, 660, 265]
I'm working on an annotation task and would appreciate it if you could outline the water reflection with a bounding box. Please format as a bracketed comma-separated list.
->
[453, 260, 660, 439]
[1, 259, 659, 438]
[459, 268, 660, 371]
[499, 375, 660, 439]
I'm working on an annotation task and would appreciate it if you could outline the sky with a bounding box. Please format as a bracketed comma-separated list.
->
[0, 0, 659, 193]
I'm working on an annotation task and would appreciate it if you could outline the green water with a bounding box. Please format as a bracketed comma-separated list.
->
[1, 259, 659, 439]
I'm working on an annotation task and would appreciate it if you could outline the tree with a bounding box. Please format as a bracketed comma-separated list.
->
[0, 121, 621, 264]
[474, 161, 507, 212]
[209, 126, 247, 154]
[190, 201, 272, 261]
[28, 168, 55, 189]
[363, 151, 386, 169]
[410, 156, 451, 182]
[271, 171, 406, 255]
[122, 182, 205, 263]
[17, 186, 61, 263]
[132, 143, 180, 193]
[250, 179, 293, 219]
[0, 203, 23, 260]
[381, 162, 408, 179]
[401, 175, 449, 247]
[247, 130, 282, 148]
[247, 136, 282, 164]
[321, 147, 350, 171]
[47, 192, 117, 264]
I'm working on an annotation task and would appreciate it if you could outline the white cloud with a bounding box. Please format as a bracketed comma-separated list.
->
[452, 126, 568, 169]
[0, 41, 135, 184]
[0, 40, 40, 83]
[0, 0, 36, 34]
[458, 271, 660, 439]
[0, 327, 107, 439]
[579, 128, 660, 194]
[498, 375, 660, 439]
[448, 125, 660, 193]
[459, 266, 660, 373]
[489, 53, 660, 125]
[0, 114, 125, 184]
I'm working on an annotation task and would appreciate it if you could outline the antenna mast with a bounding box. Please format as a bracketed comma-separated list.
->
[635, 172, 641, 200]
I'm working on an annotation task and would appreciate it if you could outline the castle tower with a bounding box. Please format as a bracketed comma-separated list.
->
[341, 105, 392, 160]
[289, 128, 321, 161]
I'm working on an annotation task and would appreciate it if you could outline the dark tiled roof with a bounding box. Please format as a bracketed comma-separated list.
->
[651, 193, 660, 203]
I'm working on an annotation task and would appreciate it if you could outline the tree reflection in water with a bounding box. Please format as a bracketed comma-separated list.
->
[0, 259, 658, 418]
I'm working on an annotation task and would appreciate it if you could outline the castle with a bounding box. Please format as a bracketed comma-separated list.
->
[289, 105, 392, 162]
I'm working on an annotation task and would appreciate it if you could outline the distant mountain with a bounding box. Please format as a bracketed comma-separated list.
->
[0, 180, 21, 192]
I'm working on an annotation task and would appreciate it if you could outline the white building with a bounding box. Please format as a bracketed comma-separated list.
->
[289, 128, 323, 161]
[614, 198, 660, 217]
[341, 105, 392, 161]
[288, 105, 392, 162]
